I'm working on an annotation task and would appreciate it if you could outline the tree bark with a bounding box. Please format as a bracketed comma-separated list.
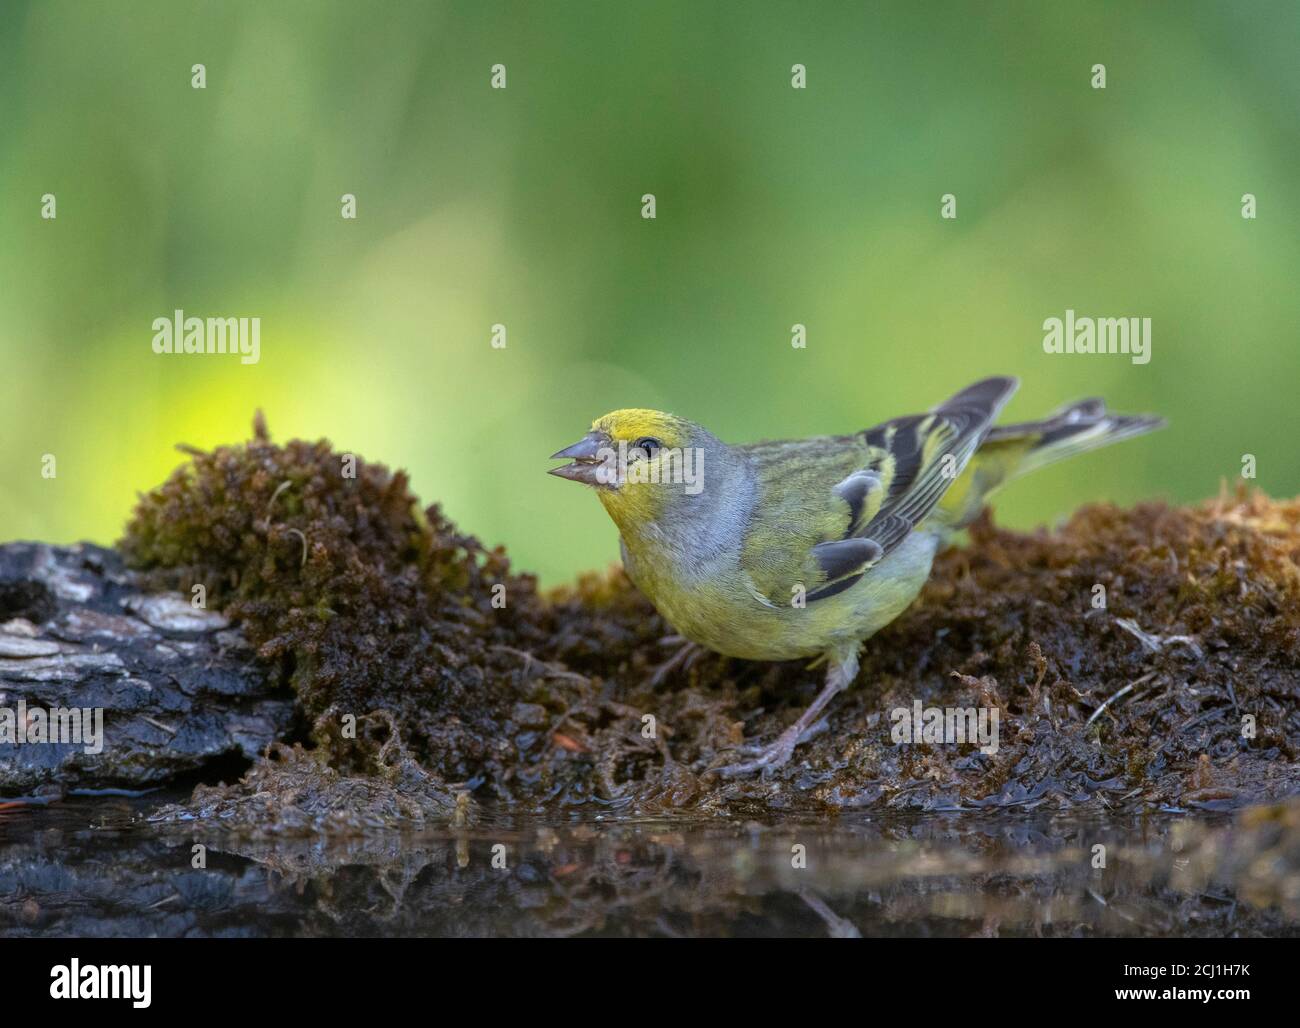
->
[0, 543, 292, 797]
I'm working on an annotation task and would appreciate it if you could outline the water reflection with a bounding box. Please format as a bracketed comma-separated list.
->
[2, 795, 1297, 937]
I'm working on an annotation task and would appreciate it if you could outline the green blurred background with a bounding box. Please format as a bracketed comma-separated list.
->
[1, 1, 1297, 584]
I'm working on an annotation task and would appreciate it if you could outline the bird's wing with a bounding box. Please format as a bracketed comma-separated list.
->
[738, 377, 1018, 606]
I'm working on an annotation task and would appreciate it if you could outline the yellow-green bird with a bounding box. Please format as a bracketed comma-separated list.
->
[549, 377, 1163, 775]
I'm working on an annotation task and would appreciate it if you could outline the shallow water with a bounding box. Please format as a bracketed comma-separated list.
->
[2, 793, 1298, 937]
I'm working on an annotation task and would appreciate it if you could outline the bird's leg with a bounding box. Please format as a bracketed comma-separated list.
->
[648, 635, 704, 687]
[716, 649, 860, 776]
[797, 889, 862, 939]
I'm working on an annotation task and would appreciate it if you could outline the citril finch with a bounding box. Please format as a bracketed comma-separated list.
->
[550, 377, 1163, 775]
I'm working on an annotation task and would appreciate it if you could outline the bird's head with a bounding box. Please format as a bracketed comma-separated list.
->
[549, 408, 716, 529]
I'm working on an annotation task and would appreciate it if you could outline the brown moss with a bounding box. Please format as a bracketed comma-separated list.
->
[124, 421, 1300, 820]
[157, 737, 466, 835]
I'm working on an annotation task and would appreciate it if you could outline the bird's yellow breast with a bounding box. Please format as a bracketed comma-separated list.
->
[621, 528, 941, 663]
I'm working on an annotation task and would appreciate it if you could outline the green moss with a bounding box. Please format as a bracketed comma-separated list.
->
[121, 414, 546, 789]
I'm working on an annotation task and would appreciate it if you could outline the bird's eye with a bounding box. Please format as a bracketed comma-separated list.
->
[633, 436, 662, 458]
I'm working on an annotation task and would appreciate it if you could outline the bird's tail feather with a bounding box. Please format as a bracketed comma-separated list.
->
[985, 398, 1166, 478]
[935, 398, 1165, 528]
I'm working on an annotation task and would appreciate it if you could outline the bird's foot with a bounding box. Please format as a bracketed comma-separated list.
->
[716, 716, 828, 775]
[648, 636, 704, 687]
[733, 715, 828, 757]
[714, 649, 859, 778]
[714, 723, 804, 777]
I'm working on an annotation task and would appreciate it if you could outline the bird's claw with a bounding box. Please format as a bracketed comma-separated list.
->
[714, 715, 829, 777]
[648, 639, 703, 687]
[714, 733, 799, 777]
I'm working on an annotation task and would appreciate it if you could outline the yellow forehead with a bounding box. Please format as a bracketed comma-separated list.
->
[592, 408, 682, 443]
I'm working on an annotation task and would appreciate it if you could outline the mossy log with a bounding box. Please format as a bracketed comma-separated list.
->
[3, 418, 1299, 818]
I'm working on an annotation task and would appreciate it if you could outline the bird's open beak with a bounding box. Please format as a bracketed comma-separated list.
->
[549, 430, 615, 486]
